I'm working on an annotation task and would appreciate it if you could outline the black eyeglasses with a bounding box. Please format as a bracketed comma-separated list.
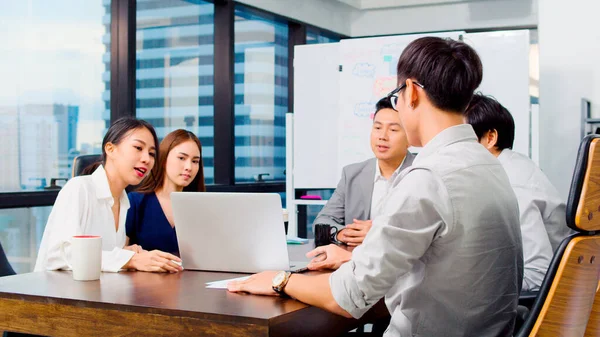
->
[386, 81, 425, 110]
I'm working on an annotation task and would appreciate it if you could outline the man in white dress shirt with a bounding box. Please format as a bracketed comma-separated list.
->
[465, 93, 573, 291]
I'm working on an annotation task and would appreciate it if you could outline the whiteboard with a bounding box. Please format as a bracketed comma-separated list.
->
[293, 43, 340, 189]
[293, 30, 532, 189]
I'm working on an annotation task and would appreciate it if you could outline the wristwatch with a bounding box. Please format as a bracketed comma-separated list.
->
[332, 229, 345, 245]
[272, 271, 292, 296]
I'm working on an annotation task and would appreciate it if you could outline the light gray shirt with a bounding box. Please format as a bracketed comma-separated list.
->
[497, 148, 573, 291]
[330, 125, 523, 337]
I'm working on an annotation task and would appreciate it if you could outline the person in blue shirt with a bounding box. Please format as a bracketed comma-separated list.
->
[126, 129, 205, 256]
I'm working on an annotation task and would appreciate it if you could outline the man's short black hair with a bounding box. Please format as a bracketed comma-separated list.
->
[396, 37, 483, 113]
[374, 96, 394, 118]
[465, 93, 515, 150]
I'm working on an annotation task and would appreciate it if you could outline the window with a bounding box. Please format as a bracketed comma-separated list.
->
[234, 7, 288, 183]
[0, 1, 110, 192]
[135, 0, 215, 184]
[0, 207, 52, 273]
[306, 27, 340, 45]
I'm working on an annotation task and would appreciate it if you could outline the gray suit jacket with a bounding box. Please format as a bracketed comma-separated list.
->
[313, 152, 415, 231]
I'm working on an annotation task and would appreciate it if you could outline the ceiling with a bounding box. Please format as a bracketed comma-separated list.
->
[334, 0, 482, 10]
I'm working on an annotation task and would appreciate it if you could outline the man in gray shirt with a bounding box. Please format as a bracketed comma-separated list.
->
[228, 37, 523, 337]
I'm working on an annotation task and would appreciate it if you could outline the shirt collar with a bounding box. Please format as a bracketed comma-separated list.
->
[374, 156, 406, 183]
[413, 124, 478, 164]
[497, 148, 512, 164]
[91, 165, 130, 209]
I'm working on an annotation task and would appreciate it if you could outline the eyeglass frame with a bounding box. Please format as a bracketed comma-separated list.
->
[386, 80, 425, 110]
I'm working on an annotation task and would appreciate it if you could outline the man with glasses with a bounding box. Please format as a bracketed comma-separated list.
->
[228, 37, 522, 337]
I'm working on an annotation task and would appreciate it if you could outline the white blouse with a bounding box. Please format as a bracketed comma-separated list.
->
[34, 165, 135, 273]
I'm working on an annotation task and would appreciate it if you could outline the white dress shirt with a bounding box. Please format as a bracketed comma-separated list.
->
[370, 159, 405, 219]
[34, 165, 135, 273]
[330, 125, 523, 337]
[497, 148, 572, 291]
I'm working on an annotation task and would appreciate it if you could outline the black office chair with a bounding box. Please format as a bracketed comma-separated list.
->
[0, 242, 15, 278]
[515, 134, 600, 337]
[71, 154, 101, 177]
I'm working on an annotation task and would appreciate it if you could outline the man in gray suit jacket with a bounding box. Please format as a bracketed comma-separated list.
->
[314, 97, 415, 246]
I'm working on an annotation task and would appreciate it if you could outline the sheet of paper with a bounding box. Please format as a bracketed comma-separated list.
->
[205, 276, 251, 289]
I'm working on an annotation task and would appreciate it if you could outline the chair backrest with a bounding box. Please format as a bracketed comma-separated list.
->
[567, 135, 600, 233]
[71, 154, 101, 177]
[0, 241, 15, 277]
[517, 134, 600, 337]
[584, 282, 600, 337]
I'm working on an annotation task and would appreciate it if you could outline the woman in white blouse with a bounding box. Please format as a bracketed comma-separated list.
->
[34, 118, 183, 273]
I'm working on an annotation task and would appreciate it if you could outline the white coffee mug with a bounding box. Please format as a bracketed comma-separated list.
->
[282, 209, 289, 223]
[61, 235, 102, 281]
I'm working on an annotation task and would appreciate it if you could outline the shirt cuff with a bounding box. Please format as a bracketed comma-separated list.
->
[101, 248, 135, 273]
[329, 261, 372, 319]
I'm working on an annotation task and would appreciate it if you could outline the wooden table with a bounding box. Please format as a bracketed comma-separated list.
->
[0, 242, 386, 336]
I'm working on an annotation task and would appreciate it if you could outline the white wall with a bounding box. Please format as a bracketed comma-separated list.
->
[235, 0, 538, 38]
[538, 0, 600, 198]
[234, 0, 353, 36]
[349, 0, 537, 36]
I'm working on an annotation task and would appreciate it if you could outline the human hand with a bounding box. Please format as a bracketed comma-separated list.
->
[342, 219, 373, 246]
[306, 244, 352, 271]
[227, 271, 279, 296]
[126, 250, 183, 273]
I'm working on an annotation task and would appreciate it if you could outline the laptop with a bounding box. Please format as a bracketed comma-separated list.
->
[171, 192, 308, 274]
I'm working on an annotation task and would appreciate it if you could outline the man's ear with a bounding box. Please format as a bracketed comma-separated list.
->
[485, 129, 499, 150]
[405, 79, 419, 109]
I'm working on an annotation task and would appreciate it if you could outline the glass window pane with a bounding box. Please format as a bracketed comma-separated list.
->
[0, 207, 52, 273]
[136, 0, 215, 184]
[0, 1, 110, 192]
[234, 7, 288, 183]
[306, 28, 340, 45]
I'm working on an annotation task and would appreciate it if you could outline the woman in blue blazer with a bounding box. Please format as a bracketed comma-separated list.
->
[126, 129, 205, 256]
